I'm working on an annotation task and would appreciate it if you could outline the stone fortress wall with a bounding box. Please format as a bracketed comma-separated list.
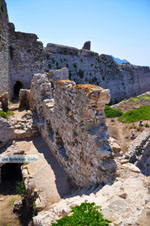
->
[0, 0, 9, 95]
[44, 43, 150, 103]
[29, 68, 116, 187]
[8, 23, 43, 98]
[1, 0, 150, 102]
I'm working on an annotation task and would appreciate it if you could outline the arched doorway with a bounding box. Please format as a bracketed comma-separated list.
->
[14, 81, 23, 97]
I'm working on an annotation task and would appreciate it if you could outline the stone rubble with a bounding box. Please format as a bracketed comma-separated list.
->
[33, 166, 150, 226]
[0, 110, 39, 148]
[126, 130, 150, 176]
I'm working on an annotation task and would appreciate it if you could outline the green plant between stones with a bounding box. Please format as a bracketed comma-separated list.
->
[51, 202, 111, 226]
[16, 181, 26, 197]
[0, 110, 14, 119]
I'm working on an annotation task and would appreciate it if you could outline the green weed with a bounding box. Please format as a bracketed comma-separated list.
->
[51, 202, 111, 226]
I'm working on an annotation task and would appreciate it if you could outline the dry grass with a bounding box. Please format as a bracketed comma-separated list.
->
[106, 118, 150, 154]
[0, 195, 21, 226]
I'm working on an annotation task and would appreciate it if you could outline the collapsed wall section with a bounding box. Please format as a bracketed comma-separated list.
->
[0, 0, 9, 95]
[30, 71, 116, 187]
[8, 23, 43, 98]
[44, 43, 150, 103]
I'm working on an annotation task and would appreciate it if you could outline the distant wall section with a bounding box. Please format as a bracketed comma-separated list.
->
[44, 43, 150, 103]
[0, 0, 9, 96]
[8, 23, 43, 98]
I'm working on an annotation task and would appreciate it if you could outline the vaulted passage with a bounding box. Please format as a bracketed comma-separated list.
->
[14, 81, 23, 97]
[0, 163, 22, 194]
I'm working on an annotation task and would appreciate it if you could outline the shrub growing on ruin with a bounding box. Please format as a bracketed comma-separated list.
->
[0, 110, 14, 119]
[118, 105, 150, 123]
[51, 202, 111, 226]
[105, 105, 123, 118]
[16, 181, 26, 197]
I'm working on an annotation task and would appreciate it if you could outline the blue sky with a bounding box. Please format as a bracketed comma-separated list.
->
[6, 0, 150, 66]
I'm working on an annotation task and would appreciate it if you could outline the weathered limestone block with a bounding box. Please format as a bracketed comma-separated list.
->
[0, 92, 8, 111]
[30, 73, 117, 187]
[47, 67, 69, 87]
[19, 89, 30, 109]
[0, 117, 15, 147]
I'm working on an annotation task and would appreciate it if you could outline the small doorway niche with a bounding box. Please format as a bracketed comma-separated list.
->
[14, 81, 23, 97]
[0, 163, 22, 194]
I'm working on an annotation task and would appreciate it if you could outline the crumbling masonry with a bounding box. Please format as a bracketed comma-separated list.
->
[29, 70, 116, 187]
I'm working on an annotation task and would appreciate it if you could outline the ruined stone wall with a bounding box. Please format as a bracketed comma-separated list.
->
[0, 0, 9, 95]
[30, 71, 116, 187]
[8, 23, 43, 98]
[44, 43, 150, 103]
[0, 117, 15, 148]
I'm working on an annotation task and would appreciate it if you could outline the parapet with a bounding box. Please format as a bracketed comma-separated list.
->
[46, 43, 99, 57]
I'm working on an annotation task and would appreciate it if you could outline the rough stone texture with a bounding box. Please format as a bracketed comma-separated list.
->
[44, 43, 150, 103]
[33, 165, 150, 226]
[30, 72, 117, 187]
[0, 92, 8, 111]
[0, 0, 9, 96]
[127, 131, 150, 176]
[12, 110, 39, 139]
[8, 22, 43, 98]
[82, 41, 91, 50]
[47, 67, 69, 87]
[19, 89, 30, 109]
[0, 117, 15, 147]
[0, 110, 39, 148]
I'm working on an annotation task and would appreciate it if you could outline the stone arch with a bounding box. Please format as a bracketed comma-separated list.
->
[13, 81, 23, 97]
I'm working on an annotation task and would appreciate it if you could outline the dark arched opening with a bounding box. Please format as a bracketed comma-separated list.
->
[14, 81, 23, 97]
[0, 163, 22, 194]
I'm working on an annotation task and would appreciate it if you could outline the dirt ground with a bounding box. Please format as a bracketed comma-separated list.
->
[106, 118, 150, 153]
[106, 94, 150, 154]
[0, 194, 21, 226]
